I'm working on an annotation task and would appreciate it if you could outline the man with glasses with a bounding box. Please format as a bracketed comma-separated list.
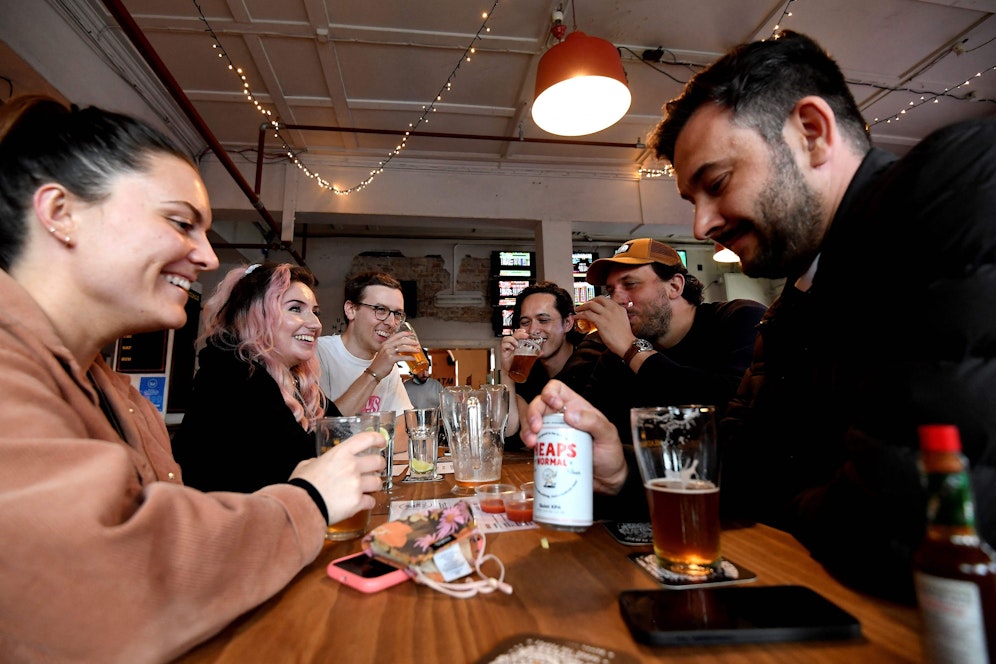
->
[316, 271, 415, 417]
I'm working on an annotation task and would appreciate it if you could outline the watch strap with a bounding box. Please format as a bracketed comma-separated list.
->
[622, 340, 652, 366]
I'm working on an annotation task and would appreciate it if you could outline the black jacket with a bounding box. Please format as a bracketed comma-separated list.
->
[559, 300, 766, 521]
[172, 343, 339, 492]
[722, 118, 996, 602]
[561, 300, 766, 445]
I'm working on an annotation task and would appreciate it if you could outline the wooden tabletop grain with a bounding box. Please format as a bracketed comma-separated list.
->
[175, 452, 923, 663]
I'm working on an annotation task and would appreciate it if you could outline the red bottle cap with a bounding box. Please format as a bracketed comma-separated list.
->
[918, 424, 962, 453]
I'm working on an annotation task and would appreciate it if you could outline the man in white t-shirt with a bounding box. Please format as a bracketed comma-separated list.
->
[316, 271, 415, 417]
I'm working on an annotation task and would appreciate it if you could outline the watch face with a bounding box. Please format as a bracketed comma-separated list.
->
[634, 339, 653, 351]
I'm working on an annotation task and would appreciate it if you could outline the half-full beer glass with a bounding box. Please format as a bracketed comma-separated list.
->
[508, 333, 544, 383]
[398, 322, 429, 375]
[631, 406, 721, 576]
[315, 415, 379, 541]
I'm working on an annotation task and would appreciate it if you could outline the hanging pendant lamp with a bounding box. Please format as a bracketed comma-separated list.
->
[532, 31, 631, 137]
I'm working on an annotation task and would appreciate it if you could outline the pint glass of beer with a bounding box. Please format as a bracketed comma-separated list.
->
[399, 322, 429, 374]
[508, 333, 544, 383]
[630, 406, 720, 576]
[315, 415, 380, 540]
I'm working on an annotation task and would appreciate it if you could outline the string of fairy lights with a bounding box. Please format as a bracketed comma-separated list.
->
[769, 0, 796, 38]
[193, 0, 500, 196]
[640, 0, 994, 178]
[767, 0, 996, 130]
[193, 0, 991, 187]
[870, 66, 996, 126]
[640, 0, 797, 179]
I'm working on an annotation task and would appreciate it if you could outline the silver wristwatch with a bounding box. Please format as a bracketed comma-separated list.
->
[622, 338, 654, 366]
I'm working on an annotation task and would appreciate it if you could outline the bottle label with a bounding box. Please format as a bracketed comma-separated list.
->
[924, 470, 976, 527]
[914, 572, 990, 664]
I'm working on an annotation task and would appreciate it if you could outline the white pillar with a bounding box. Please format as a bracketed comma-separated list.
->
[536, 219, 573, 292]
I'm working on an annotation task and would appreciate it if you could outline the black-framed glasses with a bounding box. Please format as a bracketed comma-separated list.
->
[354, 301, 406, 324]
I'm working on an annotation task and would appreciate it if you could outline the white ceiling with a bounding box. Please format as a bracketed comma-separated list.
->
[2, 0, 995, 246]
[113, 0, 996, 156]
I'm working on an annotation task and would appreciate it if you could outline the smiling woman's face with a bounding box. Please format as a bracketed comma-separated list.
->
[67, 153, 218, 338]
[272, 281, 322, 368]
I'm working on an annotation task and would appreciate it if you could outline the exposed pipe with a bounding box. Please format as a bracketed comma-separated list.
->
[281, 123, 645, 149]
[100, 0, 308, 269]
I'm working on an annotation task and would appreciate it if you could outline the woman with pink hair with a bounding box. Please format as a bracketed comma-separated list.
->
[172, 262, 342, 491]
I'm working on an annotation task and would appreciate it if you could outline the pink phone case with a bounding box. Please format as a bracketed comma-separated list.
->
[327, 552, 412, 593]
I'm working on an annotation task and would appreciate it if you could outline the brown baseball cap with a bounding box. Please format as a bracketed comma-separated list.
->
[586, 238, 685, 285]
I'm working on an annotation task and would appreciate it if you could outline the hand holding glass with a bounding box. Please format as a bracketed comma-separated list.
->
[398, 322, 429, 374]
[508, 333, 544, 383]
[365, 411, 397, 490]
[631, 406, 721, 576]
[315, 415, 382, 541]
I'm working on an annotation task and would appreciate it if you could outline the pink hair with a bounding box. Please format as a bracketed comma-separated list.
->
[201, 263, 324, 431]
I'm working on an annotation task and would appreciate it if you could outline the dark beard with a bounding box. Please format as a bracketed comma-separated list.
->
[742, 140, 825, 279]
[634, 295, 672, 340]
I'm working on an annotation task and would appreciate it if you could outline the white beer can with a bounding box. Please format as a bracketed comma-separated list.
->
[533, 413, 593, 532]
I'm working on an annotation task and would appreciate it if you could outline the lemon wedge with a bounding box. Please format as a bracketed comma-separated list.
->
[410, 459, 435, 474]
[366, 426, 391, 442]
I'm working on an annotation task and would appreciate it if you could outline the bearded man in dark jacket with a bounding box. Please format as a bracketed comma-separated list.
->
[650, 30, 996, 602]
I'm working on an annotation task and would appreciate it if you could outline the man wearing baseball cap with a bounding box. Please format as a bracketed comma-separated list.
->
[560, 238, 766, 450]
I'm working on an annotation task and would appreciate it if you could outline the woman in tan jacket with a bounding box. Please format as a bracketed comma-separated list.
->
[0, 96, 384, 663]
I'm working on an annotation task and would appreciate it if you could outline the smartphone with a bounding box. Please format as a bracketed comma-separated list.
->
[619, 585, 861, 646]
[326, 552, 412, 594]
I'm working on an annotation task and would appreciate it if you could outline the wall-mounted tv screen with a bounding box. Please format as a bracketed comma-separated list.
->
[492, 306, 517, 337]
[572, 251, 597, 277]
[496, 279, 530, 298]
[493, 251, 536, 277]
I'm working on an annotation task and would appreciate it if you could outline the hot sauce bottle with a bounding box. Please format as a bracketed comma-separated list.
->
[913, 424, 995, 663]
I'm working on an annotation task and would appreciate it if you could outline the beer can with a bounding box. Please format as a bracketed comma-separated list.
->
[533, 413, 593, 532]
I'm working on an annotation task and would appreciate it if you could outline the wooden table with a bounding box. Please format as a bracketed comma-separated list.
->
[175, 452, 923, 663]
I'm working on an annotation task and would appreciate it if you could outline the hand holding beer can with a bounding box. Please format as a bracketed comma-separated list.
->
[533, 413, 593, 532]
[630, 406, 721, 576]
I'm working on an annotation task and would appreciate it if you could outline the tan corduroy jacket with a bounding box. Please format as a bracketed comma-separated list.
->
[0, 270, 326, 663]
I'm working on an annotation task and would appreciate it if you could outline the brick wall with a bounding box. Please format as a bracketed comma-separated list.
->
[349, 253, 491, 323]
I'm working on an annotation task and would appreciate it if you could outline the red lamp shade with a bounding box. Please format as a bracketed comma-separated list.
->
[532, 32, 631, 137]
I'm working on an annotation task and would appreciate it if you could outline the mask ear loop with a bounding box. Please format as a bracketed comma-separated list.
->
[411, 530, 513, 599]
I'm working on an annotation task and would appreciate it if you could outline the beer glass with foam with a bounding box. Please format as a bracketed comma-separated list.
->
[508, 333, 544, 383]
[630, 406, 720, 576]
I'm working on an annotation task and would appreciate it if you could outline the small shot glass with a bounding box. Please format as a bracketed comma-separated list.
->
[476, 483, 516, 514]
[503, 490, 534, 523]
